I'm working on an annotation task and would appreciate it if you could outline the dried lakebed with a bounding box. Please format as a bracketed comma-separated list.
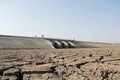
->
[0, 48, 120, 80]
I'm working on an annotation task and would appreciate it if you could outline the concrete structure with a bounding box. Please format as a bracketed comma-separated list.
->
[0, 35, 77, 49]
[45, 38, 77, 49]
[0, 35, 52, 49]
[0, 35, 114, 49]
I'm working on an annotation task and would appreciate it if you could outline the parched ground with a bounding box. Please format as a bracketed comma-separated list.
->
[0, 48, 120, 80]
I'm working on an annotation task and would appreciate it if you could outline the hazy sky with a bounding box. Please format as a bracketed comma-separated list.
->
[0, 0, 120, 43]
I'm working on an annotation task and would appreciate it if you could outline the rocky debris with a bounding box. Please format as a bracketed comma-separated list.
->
[1, 68, 22, 80]
[0, 65, 14, 76]
[67, 73, 88, 80]
[2, 61, 29, 67]
[88, 53, 93, 57]
[21, 63, 53, 74]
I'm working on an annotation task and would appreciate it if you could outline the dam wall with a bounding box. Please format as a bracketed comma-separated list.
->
[0, 35, 53, 49]
[0, 35, 115, 49]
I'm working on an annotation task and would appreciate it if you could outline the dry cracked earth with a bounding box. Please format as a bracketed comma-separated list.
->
[0, 48, 120, 80]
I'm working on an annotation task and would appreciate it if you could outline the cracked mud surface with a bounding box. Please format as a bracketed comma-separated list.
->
[0, 48, 120, 80]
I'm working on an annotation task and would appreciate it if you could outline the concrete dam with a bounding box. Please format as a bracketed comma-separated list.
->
[0, 35, 113, 49]
[0, 35, 78, 49]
